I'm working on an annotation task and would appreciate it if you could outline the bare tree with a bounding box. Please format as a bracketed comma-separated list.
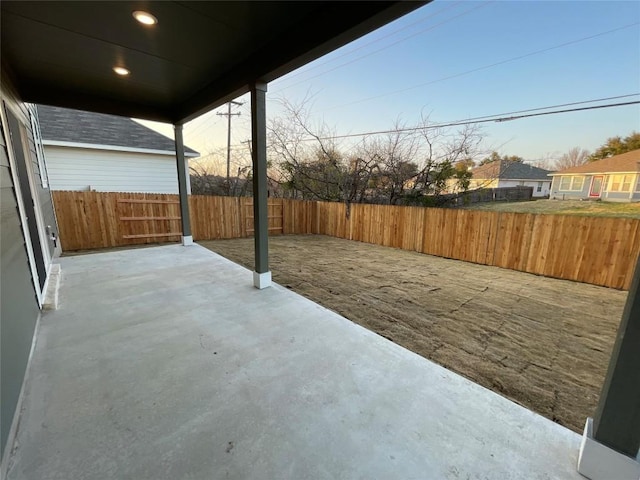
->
[268, 95, 351, 202]
[523, 151, 557, 170]
[189, 147, 253, 197]
[357, 123, 420, 204]
[268, 96, 485, 209]
[404, 118, 484, 204]
[554, 147, 590, 170]
[189, 162, 227, 195]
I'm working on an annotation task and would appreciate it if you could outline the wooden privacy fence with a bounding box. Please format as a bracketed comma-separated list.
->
[52, 191, 640, 290]
[312, 201, 640, 290]
[52, 191, 313, 250]
[52, 191, 184, 250]
[443, 186, 534, 206]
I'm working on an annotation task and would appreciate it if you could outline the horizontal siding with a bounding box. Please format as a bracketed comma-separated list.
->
[0, 71, 42, 457]
[604, 192, 634, 201]
[44, 146, 183, 194]
[550, 175, 592, 199]
[498, 179, 551, 198]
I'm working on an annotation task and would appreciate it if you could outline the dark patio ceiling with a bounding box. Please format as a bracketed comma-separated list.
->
[1, 1, 426, 124]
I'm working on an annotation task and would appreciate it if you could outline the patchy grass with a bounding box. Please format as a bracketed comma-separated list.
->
[460, 199, 640, 218]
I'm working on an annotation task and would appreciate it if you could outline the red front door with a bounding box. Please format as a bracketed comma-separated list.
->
[589, 176, 604, 197]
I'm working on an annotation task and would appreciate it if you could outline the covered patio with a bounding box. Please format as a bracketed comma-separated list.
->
[7, 244, 582, 479]
[2, 2, 639, 478]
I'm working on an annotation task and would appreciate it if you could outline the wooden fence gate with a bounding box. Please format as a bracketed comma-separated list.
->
[244, 199, 284, 235]
[117, 197, 182, 243]
[52, 191, 184, 250]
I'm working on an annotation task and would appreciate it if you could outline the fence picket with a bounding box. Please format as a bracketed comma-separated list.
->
[52, 191, 640, 289]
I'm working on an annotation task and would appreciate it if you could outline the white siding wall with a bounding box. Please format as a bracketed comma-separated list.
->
[497, 179, 551, 197]
[44, 145, 190, 194]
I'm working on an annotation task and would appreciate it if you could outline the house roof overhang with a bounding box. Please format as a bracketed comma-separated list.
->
[548, 171, 638, 176]
[42, 140, 201, 158]
[1, 1, 427, 124]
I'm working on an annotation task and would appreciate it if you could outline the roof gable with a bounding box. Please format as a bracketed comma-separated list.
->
[37, 105, 199, 156]
[550, 149, 640, 175]
[472, 160, 552, 180]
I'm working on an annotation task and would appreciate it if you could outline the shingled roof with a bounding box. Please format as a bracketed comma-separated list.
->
[37, 105, 199, 157]
[471, 160, 552, 180]
[549, 149, 640, 175]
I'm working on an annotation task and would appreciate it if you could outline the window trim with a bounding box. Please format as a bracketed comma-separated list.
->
[608, 174, 633, 193]
[27, 105, 49, 188]
[558, 175, 585, 192]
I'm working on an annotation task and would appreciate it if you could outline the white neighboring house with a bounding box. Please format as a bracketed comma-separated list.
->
[37, 105, 199, 193]
[468, 160, 553, 198]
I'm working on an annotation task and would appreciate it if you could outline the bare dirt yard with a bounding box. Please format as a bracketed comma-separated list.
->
[199, 235, 627, 433]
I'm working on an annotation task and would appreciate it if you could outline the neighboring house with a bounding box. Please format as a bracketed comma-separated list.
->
[37, 105, 199, 194]
[468, 160, 553, 197]
[549, 149, 640, 202]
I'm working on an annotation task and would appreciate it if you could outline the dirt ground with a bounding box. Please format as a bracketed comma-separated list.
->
[199, 235, 627, 433]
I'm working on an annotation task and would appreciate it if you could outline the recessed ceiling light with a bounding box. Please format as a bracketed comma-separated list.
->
[133, 11, 157, 25]
[113, 66, 130, 76]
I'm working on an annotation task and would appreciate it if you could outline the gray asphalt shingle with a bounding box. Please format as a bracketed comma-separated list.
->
[472, 160, 552, 180]
[37, 105, 199, 156]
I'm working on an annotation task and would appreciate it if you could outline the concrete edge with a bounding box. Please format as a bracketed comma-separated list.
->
[577, 418, 640, 480]
[42, 264, 61, 310]
[181, 235, 193, 246]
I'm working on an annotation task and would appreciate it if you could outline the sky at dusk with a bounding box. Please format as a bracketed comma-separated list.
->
[137, 0, 640, 168]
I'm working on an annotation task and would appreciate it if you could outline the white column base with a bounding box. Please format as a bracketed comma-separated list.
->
[182, 235, 193, 246]
[577, 418, 640, 480]
[253, 271, 272, 289]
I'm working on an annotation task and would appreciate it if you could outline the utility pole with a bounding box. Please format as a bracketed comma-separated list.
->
[241, 139, 252, 157]
[217, 100, 243, 194]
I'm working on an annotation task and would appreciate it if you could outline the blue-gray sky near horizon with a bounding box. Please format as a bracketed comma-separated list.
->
[137, 0, 640, 166]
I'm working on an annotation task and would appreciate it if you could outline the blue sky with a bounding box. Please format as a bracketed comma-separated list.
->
[139, 1, 640, 165]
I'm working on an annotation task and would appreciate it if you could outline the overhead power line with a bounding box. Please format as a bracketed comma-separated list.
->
[272, 1, 491, 93]
[439, 93, 640, 123]
[220, 94, 639, 150]
[316, 22, 640, 113]
[275, 1, 464, 83]
[297, 100, 640, 142]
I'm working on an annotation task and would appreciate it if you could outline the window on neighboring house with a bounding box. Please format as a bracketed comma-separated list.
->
[609, 174, 633, 192]
[27, 105, 49, 188]
[635, 176, 640, 192]
[558, 176, 584, 191]
[537, 182, 543, 192]
[571, 176, 585, 191]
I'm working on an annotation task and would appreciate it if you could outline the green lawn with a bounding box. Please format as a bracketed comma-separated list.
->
[460, 199, 640, 218]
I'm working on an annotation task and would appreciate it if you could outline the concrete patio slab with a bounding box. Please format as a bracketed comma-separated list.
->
[6, 244, 583, 480]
